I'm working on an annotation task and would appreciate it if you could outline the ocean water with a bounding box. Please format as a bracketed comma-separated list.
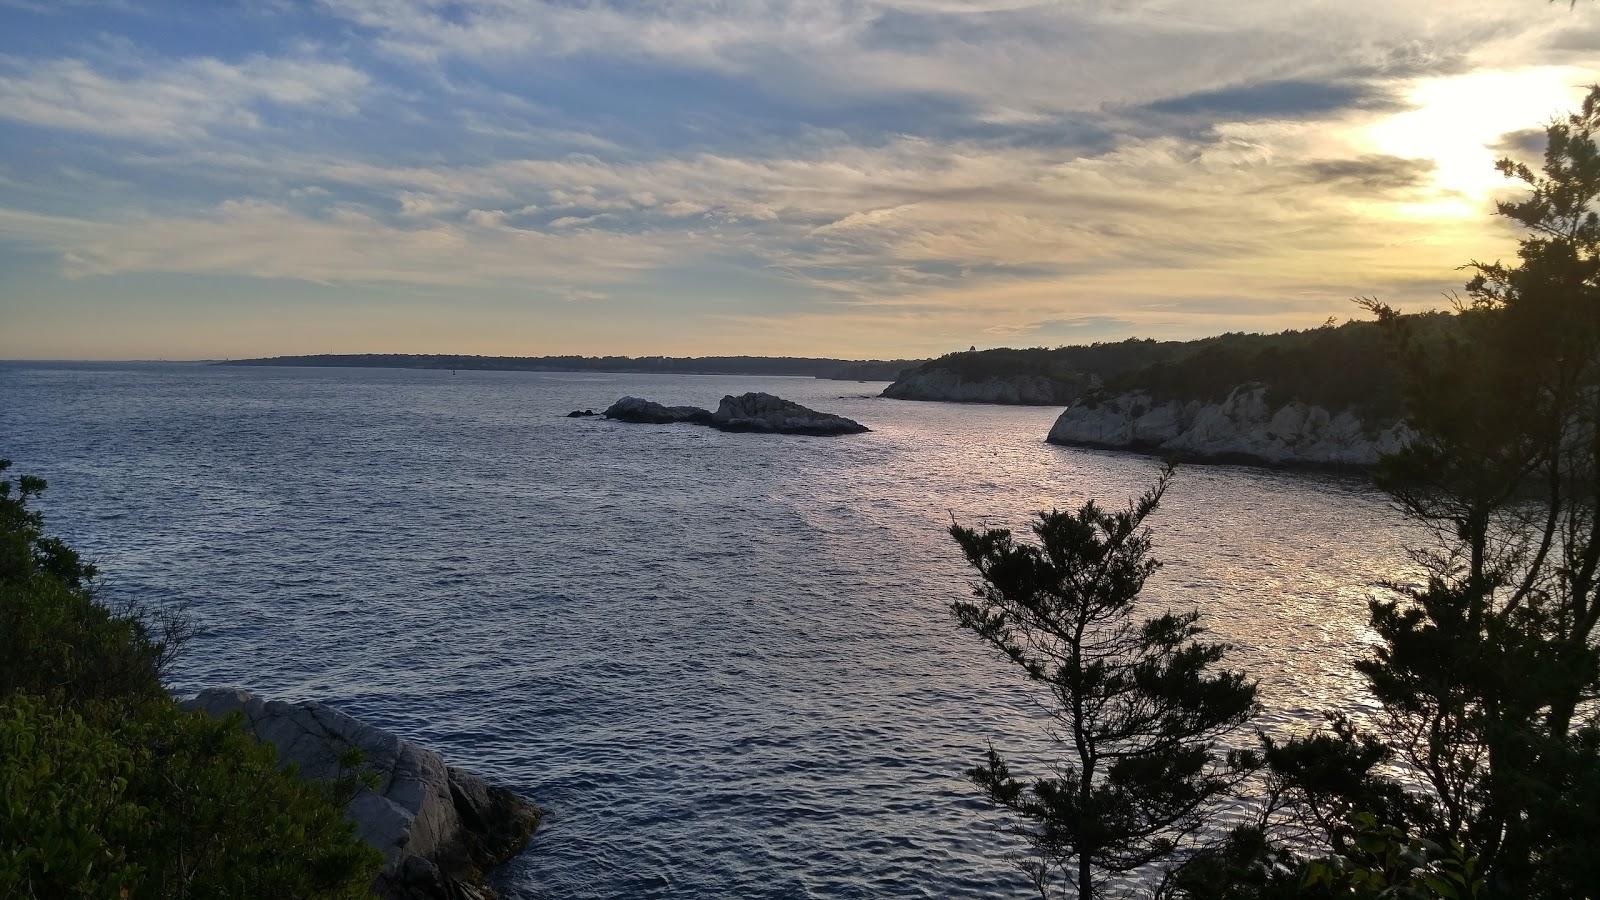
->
[0, 362, 1419, 898]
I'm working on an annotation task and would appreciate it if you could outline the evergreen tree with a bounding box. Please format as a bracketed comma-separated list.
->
[1224, 86, 1600, 900]
[950, 469, 1259, 899]
[1359, 85, 1600, 898]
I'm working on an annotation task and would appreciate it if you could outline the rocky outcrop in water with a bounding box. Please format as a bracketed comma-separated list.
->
[602, 397, 716, 425]
[711, 392, 869, 434]
[183, 688, 541, 900]
[602, 392, 868, 435]
[881, 369, 1078, 405]
[1047, 384, 1411, 468]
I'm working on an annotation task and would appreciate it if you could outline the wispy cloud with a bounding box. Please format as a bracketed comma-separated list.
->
[0, 199, 677, 285]
[0, 53, 368, 140]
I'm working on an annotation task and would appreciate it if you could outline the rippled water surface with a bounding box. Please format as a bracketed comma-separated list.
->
[0, 363, 1421, 898]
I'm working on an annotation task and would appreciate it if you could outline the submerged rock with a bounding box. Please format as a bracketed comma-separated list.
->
[601, 392, 868, 435]
[1046, 383, 1411, 468]
[183, 688, 540, 900]
[565, 409, 598, 417]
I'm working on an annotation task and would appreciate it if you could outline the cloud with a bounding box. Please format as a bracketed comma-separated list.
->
[1295, 155, 1436, 193]
[0, 53, 369, 140]
[0, 199, 678, 286]
[1144, 79, 1397, 119]
[991, 315, 1142, 343]
[3, 0, 1598, 357]
[309, 0, 1556, 123]
[0, 98, 1523, 319]
[1494, 127, 1549, 163]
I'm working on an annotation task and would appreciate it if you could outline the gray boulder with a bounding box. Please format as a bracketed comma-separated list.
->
[183, 688, 540, 900]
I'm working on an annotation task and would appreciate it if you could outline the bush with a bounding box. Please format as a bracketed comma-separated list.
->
[0, 694, 381, 899]
[0, 694, 145, 898]
[0, 459, 182, 706]
[0, 459, 383, 899]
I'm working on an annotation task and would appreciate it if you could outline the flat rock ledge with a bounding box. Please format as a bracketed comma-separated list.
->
[183, 688, 541, 900]
[603, 392, 869, 435]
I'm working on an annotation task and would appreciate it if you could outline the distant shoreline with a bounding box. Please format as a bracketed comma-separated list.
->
[216, 352, 921, 382]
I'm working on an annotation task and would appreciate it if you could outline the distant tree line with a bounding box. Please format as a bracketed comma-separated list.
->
[949, 84, 1600, 900]
[220, 353, 920, 381]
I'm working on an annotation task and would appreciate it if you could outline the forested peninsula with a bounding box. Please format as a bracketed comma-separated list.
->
[881, 315, 1463, 467]
[881, 315, 1456, 413]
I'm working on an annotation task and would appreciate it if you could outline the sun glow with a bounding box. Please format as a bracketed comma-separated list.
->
[1362, 67, 1595, 213]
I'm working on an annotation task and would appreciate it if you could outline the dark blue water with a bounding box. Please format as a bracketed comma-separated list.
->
[0, 362, 1416, 898]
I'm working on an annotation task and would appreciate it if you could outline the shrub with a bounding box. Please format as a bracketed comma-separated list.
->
[0, 459, 383, 899]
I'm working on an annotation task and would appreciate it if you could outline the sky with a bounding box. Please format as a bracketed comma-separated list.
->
[2, 1, 1599, 360]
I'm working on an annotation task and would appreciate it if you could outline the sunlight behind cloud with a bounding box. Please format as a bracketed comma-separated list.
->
[1361, 66, 1593, 214]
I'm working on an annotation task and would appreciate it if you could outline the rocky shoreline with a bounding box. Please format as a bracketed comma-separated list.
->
[1047, 384, 1410, 469]
[184, 689, 540, 900]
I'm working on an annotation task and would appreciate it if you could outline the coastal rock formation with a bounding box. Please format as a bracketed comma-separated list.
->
[602, 392, 868, 435]
[602, 396, 715, 425]
[881, 369, 1078, 405]
[183, 688, 540, 900]
[565, 409, 599, 417]
[1047, 384, 1411, 468]
[712, 392, 870, 435]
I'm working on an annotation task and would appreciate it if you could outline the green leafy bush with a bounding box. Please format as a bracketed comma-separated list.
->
[0, 694, 145, 897]
[0, 460, 382, 899]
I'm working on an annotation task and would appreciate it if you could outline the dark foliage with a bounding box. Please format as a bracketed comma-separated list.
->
[1105, 317, 1459, 418]
[0, 459, 183, 705]
[895, 316, 1463, 415]
[1202, 85, 1600, 900]
[0, 694, 381, 899]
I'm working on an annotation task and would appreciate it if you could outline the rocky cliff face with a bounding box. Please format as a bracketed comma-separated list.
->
[184, 689, 541, 900]
[881, 369, 1077, 405]
[1047, 384, 1410, 468]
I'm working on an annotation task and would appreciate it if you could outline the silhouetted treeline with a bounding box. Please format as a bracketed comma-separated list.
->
[217, 353, 921, 381]
[899, 313, 1463, 415]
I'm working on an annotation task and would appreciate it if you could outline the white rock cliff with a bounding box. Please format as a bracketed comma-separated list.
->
[1047, 384, 1411, 467]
